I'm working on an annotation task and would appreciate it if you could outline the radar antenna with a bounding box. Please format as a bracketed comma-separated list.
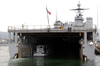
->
[70, 1, 89, 17]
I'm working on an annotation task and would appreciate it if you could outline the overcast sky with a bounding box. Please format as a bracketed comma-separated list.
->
[0, 0, 99, 32]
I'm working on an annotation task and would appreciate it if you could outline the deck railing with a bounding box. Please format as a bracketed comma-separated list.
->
[8, 25, 95, 31]
[8, 25, 55, 30]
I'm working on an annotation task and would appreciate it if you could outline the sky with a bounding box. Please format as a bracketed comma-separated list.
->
[0, 0, 100, 32]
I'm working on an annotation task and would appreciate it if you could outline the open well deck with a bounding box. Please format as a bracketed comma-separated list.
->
[8, 26, 95, 60]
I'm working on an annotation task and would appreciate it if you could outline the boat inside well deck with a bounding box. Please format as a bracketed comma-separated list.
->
[18, 32, 84, 59]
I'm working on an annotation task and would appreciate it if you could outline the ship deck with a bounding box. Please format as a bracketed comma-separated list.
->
[8, 25, 95, 60]
[8, 25, 95, 33]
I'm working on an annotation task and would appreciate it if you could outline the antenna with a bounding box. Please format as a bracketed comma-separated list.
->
[56, 9, 58, 21]
[97, 4, 99, 35]
[70, 1, 89, 17]
[97, 4, 98, 31]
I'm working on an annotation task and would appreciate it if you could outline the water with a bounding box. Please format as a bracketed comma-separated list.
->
[0, 45, 100, 66]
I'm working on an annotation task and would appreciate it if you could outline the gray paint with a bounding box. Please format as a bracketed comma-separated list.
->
[8, 2, 96, 60]
[83, 44, 95, 60]
[84, 32, 87, 45]
[8, 32, 11, 44]
[9, 43, 18, 59]
[83, 32, 95, 60]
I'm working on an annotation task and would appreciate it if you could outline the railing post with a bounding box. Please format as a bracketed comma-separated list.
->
[8, 32, 11, 44]
[93, 32, 95, 42]
[11, 27, 12, 30]
[27, 25, 28, 30]
[84, 32, 87, 45]
[33, 25, 34, 30]
[40, 25, 41, 31]
[8, 26, 9, 31]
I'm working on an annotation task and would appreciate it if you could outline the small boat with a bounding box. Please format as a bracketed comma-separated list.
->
[34, 45, 48, 56]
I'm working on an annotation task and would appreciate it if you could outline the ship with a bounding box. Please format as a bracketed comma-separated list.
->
[8, 2, 97, 60]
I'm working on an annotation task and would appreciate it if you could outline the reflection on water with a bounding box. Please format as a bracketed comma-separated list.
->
[7, 57, 82, 66]
[0, 45, 100, 66]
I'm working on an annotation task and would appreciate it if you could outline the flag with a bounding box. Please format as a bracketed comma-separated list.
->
[46, 8, 51, 15]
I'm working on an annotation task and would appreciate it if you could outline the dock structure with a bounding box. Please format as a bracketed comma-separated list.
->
[8, 2, 96, 60]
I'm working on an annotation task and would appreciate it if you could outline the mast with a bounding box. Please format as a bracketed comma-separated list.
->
[70, 1, 89, 17]
[56, 9, 58, 21]
[97, 4, 98, 35]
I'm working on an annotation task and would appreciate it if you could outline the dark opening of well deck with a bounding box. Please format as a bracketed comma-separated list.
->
[18, 32, 84, 59]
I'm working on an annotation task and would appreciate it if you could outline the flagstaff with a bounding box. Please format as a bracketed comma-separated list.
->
[46, 6, 51, 28]
[46, 6, 49, 28]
